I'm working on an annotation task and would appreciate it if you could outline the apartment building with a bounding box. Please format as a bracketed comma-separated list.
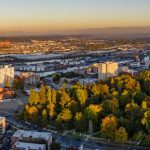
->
[20, 72, 40, 85]
[98, 61, 118, 80]
[0, 116, 6, 134]
[11, 130, 52, 150]
[0, 65, 14, 88]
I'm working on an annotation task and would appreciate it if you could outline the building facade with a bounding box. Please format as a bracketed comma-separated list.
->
[98, 62, 118, 80]
[0, 65, 14, 88]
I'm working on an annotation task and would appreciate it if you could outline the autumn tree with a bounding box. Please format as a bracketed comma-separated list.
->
[59, 91, 71, 108]
[56, 109, 72, 130]
[84, 104, 102, 133]
[101, 115, 117, 140]
[47, 87, 52, 103]
[28, 89, 39, 105]
[47, 103, 55, 120]
[74, 112, 87, 131]
[39, 85, 47, 104]
[75, 88, 87, 109]
[24, 105, 38, 124]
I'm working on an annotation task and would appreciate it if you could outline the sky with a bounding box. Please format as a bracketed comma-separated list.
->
[0, 0, 150, 34]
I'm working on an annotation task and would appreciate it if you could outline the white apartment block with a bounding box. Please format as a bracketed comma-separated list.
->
[0, 65, 14, 88]
[11, 130, 52, 150]
[98, 61, 118, 80]
[0, 116, 6, 134]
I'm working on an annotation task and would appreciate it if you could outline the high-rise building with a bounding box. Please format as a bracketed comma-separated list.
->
[0, 116, 6, 134]
[98, 61, 118, 80]
[0, 65, 14, 88]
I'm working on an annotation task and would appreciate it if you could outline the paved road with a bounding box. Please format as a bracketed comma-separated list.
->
[1, 113, 149, 150]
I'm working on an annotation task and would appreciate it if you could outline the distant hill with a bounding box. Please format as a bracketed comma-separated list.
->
[0, 27, 150, 39]
[74, 27, 150, 38]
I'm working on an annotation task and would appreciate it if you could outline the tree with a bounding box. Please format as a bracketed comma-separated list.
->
[84, 104, 102, 133]
[41, 109, 47, 127]
[56, 108, 72, 130]
[102, 99, 119, 114]
[101, 115, 117, 140]
[74, 112, 87, 131]
[90, 84, 100, 98]
[28, 89, 39, 105]
[53, 73, 61, 83]
[47, 102, 55, 119]
[47, 87, 52, 103]
[139, 71, 150, 95]
[142, 110, 150, 134]
[119, 90, 131, 108]
[59, 91, 71, 108]
[67, 100, 80, 115]
[24, 105, 38, 124]
[39, 85, 47, 104]
[50, 141, 61, 150]
[76, 88, 87, 108]
[115, 127, 128, 144]
[51, 89, 57, 104]
[5, 75, 11, 88]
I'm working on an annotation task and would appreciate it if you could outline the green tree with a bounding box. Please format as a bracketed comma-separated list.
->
[41, 109, 47, 127]
[102, 99, 119, 114]
[50, 141, 61, 150]
[5, 75, 11, 88]
[53, 73, 61, 83]
[142, 110, 150, 134]
[115, 127, 128, 144]
[74, 112, 87, 131]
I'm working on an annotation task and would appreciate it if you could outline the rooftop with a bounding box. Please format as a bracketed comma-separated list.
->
[12, 130, 52, 141]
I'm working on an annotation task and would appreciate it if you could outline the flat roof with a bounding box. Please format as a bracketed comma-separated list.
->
[14, 141, 46, 150]
[12, 130, 52, 141]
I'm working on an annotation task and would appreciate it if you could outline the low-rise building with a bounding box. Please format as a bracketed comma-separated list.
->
[12, 142, 46, 150]
[11, 130, 52, 150]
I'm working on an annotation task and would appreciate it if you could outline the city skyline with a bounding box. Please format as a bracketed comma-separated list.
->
[0, 0, 150, 35]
